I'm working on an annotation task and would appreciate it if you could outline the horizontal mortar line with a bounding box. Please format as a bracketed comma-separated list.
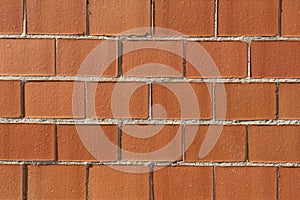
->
[0, 76, 299, 83]
[0, 118, 299, 125]
[0, 160, 299, 167]
[0, 34, 299, 41]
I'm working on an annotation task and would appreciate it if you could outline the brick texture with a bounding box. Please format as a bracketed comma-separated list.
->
[27, 165, 86, 199]
[251, 41, 300, 78]
[248, 125, 300, 162]
[0, 39, 54, 76]
[216, 167, 277, 200]
[0, 165, 22, 199]
[282, 0, 300, 37]
[27, 0, 86, 34]
[154, 0, 214, 36]
[0, 124, 54, 160]
[0, 81, 20, 118]
[279, 83, 300, 119]
[278, 167, 300, 200]
[0, 0, 23, 34]
[218, 0, 278, 36]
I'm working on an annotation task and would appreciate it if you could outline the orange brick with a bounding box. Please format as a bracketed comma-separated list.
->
[216, 167, 276, 200]
[279, 83, 300, 119]
[152, 83, 212, 119]
[122, 41, 183, 77]
[282, 0, 300, 37]
[185, 125, 246, 162]
[0, 81, 20, 118]
[89, 165, 149, 200]
[121, 125, 181, 161]
[0, 165, 22, 199]
[0, 39, 54, 76]
[248, 125, 300, 162]
[27, 0, 86, 34]
[278, 167, 300, 200]
[27, 165, 86, 199]
[0, 124, 54, 160]
[251, 41, 300, 78]
[87, 82, 148, 119]
[154, 0, 214, 36]
[186, 41, 247, 78]
[218, 0, 278, 36]
[89, 0, 150, 35]
[56, 39, 117, 77]
[215, 83, 276, 120]
[0, 0, 23, 34]
[57, 125, 118, 161]
[153, 166, 213, 200]
[25, 81, 85, 118]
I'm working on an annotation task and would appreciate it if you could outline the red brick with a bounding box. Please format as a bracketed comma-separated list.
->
[282, 0, 300, 37]
[122, 41, 183, 77]
[251, 41, 300, 78]
[57, 125, 118, 161]
[248, 125, 300, 162]
[152, 83, 212, 119]
[216, 167, 276, 200]
[25, 81, 85, 118]
[218, 0, 278, 36]
[279, 83, 300, 119]
[56, 39, 117, 77]
[28, 165, 86, 199]
[215, 83, 276, 120]
[0, 0, 23, 34]
[153, 166, 213, 200]
[154, 0, 214, 36]
[0, 165, 22, 199]
[0, 39, 54, 76]
[89, 165, 149, 200]
[121, 125, 181, 161]
[27, 0, 86, 34]
[87, 82, 148, 118]
[278, 167, 300, 200]
[89, 0, 150, 35]
[0, 81, 20, 118]
[185, 125, 245, 162]
[186, 41, 247, 78]
[0, 124, 54, 160]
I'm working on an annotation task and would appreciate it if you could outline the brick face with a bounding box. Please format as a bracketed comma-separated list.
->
[0, 0, 23, 34]
[279, 83, 300, 119]
[282, 0, 300, 37]
[218, 0, 278, 36]
[154, 0, 214, 36]
[278, 167, 300, 200]
[0, 165, 22, 199]
[0, 81, 20, 118]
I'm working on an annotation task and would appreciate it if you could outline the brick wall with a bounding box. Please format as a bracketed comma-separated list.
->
[0, 0, 299, 199]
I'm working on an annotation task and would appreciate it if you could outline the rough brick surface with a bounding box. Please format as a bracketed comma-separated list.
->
[154, 0, 214, 36]
[215, 83, 276, 120]
[0, 39, 54, 76]
[89, 165, 150, 200]
[27, 165, 86, 199]
[89, 0, 150, 35]
[25, 81, 85, 118]
[27, 0, 86, 34]
[0, 81, 20, 118]
[282, 0, 300, 37]
[0, 0, 23, 34]
[56, 39, 117, 77]
[153, 166, 213, 200]
[251, 41, 300, 78]
[0, 165, 22, 199]
[185, 125, 246, 162]
[248, 125, 300, 162]
[186, 41, 247, 78]
[278, 167, 300, 200]
[216, 167, 277, 200]
[218, 0, 278, 36]
[0, 124, 54, 160]
[279, 83, 300, 119]
[57, 125, 118, 161]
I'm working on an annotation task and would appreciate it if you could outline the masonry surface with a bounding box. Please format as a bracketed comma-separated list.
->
[0, 0, 299, 199]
